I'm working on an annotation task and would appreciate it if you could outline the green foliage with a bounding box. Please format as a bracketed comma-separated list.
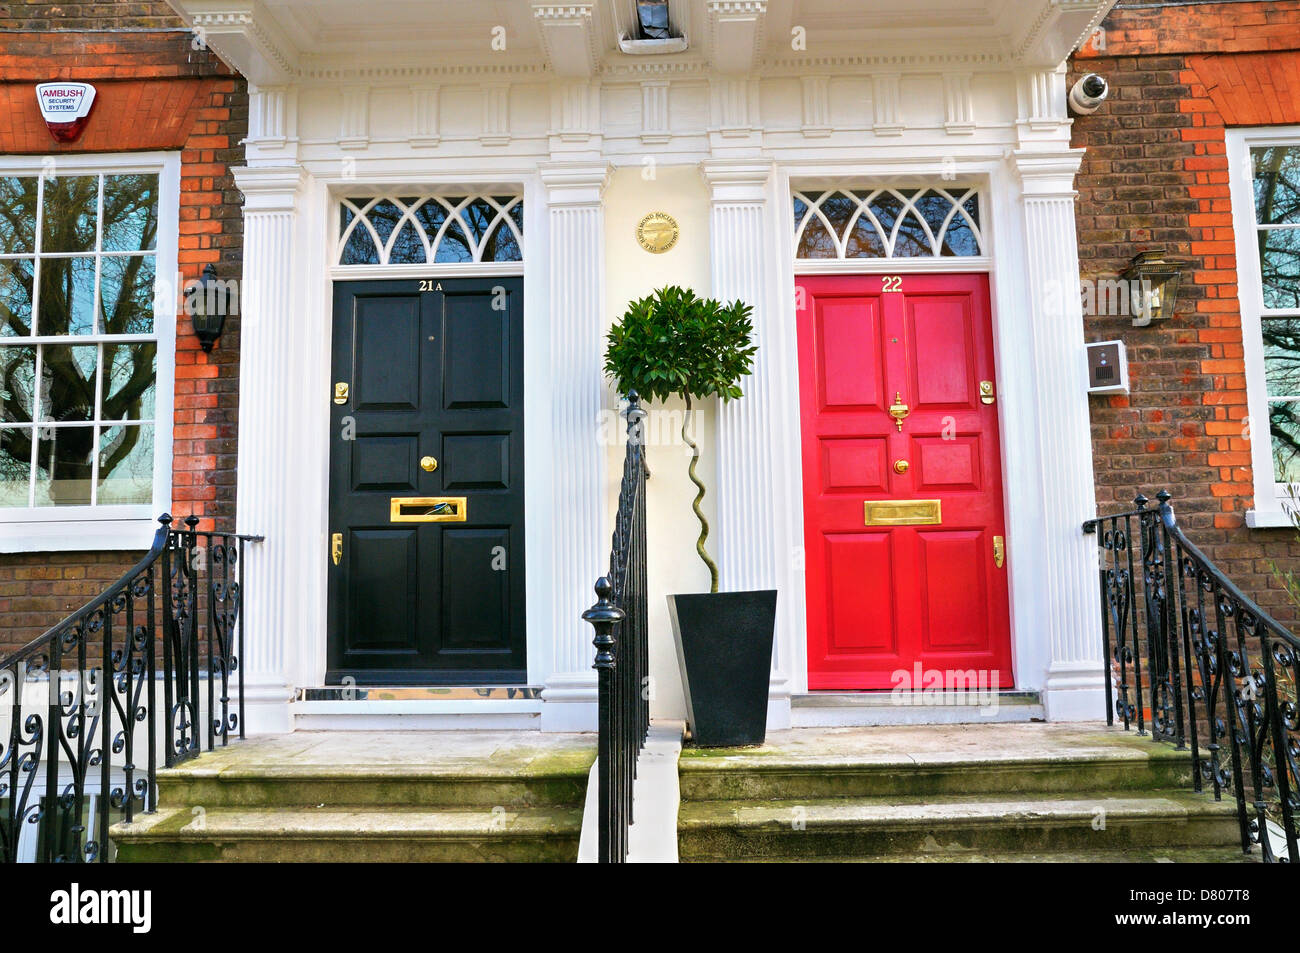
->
[603, 286, 756, 405]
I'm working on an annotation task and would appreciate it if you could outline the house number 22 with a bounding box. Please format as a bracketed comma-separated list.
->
[882, 276, 902, 293]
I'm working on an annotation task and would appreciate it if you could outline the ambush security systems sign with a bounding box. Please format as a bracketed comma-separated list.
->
[36, 82, 96, 142]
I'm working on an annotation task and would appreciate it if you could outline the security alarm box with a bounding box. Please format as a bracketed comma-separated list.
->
[1086, 340, 1129, 395]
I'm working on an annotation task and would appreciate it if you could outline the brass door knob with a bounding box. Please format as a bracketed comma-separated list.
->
[420, 456, 438, 472]
[893, 459, 910, 474]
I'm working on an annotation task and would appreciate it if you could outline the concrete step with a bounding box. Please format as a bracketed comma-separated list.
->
[727, 846, 1259, 863]
[112, 805, 583, 863]
[677, 791, 1243, 862]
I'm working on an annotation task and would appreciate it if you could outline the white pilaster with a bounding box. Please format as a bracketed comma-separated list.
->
[700, 159, 792, 729]
[1012, 149, 1106, 720]
[232, 165, 315, 734]
[539, 162, 610, 731]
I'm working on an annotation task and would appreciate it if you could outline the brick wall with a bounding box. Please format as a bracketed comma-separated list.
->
[0, 8, 246, 653]
[1071, 0, 1300, 626]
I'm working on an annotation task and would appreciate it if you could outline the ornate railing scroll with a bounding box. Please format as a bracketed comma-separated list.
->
[0, 515, 262, 863]
[1084, 491, 1299, 862]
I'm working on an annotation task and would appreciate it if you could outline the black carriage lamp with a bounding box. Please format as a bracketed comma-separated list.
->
[1121, 250, 1186, 327]
[186, 263, 229, 352]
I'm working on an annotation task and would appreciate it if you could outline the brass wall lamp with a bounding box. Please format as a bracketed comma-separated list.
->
[1121, 250, 1185, 328]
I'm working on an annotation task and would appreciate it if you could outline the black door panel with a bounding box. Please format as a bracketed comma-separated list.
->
[327, 278, 526, 684]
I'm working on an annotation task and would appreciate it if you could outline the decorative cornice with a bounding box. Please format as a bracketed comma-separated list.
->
[232, 165, 310, 211]
[532, 2, 600, 79]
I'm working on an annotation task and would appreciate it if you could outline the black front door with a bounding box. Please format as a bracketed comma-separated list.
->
[327, 277, 525, 684]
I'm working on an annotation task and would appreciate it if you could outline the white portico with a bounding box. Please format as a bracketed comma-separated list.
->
[167, 0, 1115, 733]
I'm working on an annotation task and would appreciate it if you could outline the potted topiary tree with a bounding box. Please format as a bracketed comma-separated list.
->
[604, 285, 777, 747]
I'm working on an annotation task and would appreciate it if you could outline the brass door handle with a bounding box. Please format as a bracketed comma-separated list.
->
[993, 535, 1005, 569]
[420, 456, 438, 472]
[893, 459, 909, 474]
[331, 533, 342, 565]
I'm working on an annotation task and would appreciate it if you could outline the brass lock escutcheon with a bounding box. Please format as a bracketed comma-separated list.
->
[893, 459, 910, 474]
[993, 535, 1006, 569]
[980, 380, 995, 405]
[888, 391, 910, 432]
[420, 456, 438, 472]
[334, 382, 349, 405]
[390, 496, 467, 522]
[331, 532, 342, 565]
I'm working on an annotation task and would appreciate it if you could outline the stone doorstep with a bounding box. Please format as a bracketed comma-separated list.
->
[793, 690, 1043, 708]
[676, 791, 1245, 860]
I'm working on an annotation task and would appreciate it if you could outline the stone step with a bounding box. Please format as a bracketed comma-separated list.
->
[679, 735, 1194, 802]
[111, 805, 583, 863]
[723, 846, 1260, 863]
[677, 791, 1243, 861]
[150, 730, 595, 809]
[791, 691, 1044, 727]
[157, 761, 590, 809]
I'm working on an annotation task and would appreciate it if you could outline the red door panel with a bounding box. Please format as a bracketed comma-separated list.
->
[797, 273, 1013, 691]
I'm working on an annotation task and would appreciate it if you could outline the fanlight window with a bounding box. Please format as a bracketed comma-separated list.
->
[337, 194, 523, 266]
[793, 187, 984, 259]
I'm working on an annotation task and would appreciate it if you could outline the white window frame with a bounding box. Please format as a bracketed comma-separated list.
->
[0, 151, 179, 552]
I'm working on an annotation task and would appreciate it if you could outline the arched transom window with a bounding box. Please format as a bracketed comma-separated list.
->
[793, 187, 984, 259]
[337, 194, 523, 266]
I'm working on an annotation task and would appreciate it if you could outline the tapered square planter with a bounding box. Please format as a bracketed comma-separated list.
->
[667, 590, 778, 747]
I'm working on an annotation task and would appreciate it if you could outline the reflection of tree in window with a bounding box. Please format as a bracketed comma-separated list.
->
[1254, 147, 1300, 309]
[0, 173, 157, 506]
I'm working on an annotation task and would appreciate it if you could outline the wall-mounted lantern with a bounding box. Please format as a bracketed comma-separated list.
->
[185, 263, 229, 352]
[1121, 250, 1186, 327]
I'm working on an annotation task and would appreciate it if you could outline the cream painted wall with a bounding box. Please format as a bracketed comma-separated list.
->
[602, 164, 716, 722]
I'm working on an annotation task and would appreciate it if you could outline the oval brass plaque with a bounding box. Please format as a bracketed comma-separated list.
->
[636, 211, 679, 254]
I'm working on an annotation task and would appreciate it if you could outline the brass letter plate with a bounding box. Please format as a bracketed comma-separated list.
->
[390, 496, 468, 523]
[863, 499, 942, 526]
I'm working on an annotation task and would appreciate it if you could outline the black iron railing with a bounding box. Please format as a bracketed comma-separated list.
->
[0, 514, 261, 863]
[582, 393, 650, 863]
[1084, 491, 1299, 862]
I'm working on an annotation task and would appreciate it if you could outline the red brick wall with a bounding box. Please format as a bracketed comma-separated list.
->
[1072, 0, 1300, 626]
[0, 13, 246, 653]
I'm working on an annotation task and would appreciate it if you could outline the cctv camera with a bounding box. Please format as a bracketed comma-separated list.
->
[1069, 73, 1109, 115]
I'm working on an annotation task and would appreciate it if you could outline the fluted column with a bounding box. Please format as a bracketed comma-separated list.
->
[1013, 150, 1106, 719]
[539, 162, 610, 731]
[700, 159, 792, 726]
[231, 166, 311, 733]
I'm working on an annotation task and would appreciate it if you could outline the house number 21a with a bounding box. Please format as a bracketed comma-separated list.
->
[882, 276, 902, 293]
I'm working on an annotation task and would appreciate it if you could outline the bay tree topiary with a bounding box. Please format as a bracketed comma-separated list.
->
[603, 285, 757, 593]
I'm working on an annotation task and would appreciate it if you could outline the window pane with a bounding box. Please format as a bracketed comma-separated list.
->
[100, 342, 156, 421]
[0, 259, 34, 336]
[98, 255, 155, 335]
[1270, 401, 1300, 483]
[1258, 226, 1300, 310]
[1, 345, 35, 423]
[0, 427, 32, 506]
[1264, 318, 1300, 397]
[97, 424, 152, 504]
[41, 175, 99, 254]
[37, 344, 96, 423]
[0, 176, 38, 254]
[100, 174, 158, 252]
[37, 255, 96, 335]
[1252, 146, 1300, 226]
[33, 424, 94, 505]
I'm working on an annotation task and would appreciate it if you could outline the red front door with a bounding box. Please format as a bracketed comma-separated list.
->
[797, 273, 1012, 691]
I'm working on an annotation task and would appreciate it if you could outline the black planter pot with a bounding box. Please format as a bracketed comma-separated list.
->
[667, 589, 778, 747]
